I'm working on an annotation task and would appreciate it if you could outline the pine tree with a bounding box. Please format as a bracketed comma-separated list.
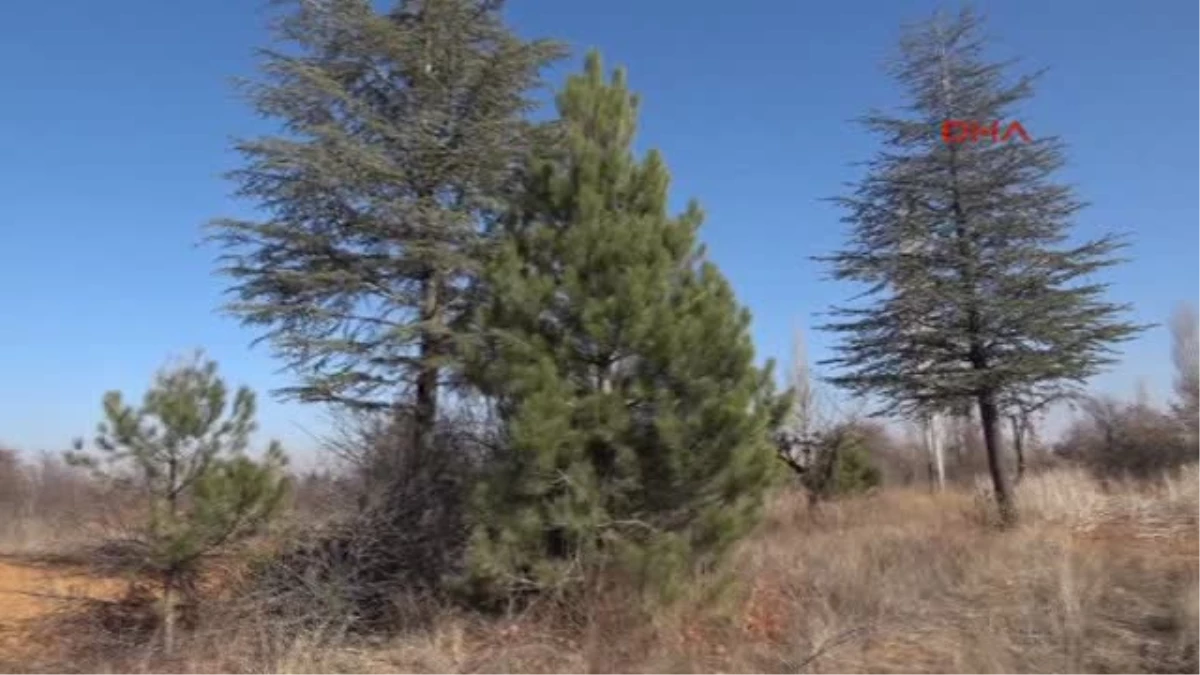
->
[209, 0, 564, 455]
[818, 8, 1145, 524]
[67, 351, 289, 653]
[462, 51, 786, 600]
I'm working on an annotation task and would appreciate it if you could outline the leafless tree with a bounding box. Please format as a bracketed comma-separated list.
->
[1170, 302, 1199, 438]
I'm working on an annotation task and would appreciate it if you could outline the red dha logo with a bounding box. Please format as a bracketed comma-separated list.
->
[942, 120, 1031, 144]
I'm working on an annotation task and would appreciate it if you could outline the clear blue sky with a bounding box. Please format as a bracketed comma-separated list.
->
[1, 0, 1195, 458]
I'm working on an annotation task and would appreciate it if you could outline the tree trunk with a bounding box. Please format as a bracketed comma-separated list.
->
[414, 273, 441, 458]
[921, 413, 945, 491]
[978, 390, 1017, 525]
[162, 576, 176, 655]
[931, 412, 946, 490]
[1010, 414, 1026, 485]
[921, 415, 935, 490]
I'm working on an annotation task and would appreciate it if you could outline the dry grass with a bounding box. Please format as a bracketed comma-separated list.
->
[2, 466, 1196, 673]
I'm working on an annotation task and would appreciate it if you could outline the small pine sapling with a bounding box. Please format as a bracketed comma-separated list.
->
[67, 351, 289, 653]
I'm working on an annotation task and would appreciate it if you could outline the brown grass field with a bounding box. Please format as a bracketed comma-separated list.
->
[0, 466, 1196, 674]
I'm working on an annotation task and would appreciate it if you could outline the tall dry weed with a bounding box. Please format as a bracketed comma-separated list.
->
[6, 466, 1196, 674]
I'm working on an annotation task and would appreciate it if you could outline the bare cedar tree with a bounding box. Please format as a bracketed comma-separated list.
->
[818, 8, 1144, 523]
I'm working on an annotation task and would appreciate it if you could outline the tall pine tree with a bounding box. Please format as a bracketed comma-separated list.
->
[462, 51, 786, 599]
[819, 8, 1144, 523]
[209, 0, 564, 456]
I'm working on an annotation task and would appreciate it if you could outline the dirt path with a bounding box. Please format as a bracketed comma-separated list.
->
[0, 559, 128, 667]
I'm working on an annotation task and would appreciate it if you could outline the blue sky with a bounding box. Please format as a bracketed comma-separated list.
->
[1, 0, 1195, 460]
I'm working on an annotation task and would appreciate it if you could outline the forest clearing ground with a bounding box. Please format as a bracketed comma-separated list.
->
[0, 557, 127, 667]
[0, 466, 1195, 673]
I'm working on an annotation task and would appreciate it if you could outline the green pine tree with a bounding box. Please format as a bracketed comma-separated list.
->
[462, 51, 787, 602]
[67, 351, 289, 653]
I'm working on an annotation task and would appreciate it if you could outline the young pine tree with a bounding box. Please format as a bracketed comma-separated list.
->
[463, 51, 787, 601]
[818, 8, 1144, 524]
[67, 352, 289, 653]
[209, 0, 564, 456]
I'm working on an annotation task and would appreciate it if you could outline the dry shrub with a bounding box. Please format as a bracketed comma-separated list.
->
[246, 410, 478, 634]
[283, 469, 1193, 674]
[285, 468, 358, 524]
[1057, 396, 1197, 479]
[0, 448, 25, 505]
[627, 470, 1198, 673]
[0, 451, 102, 555]
[870, 437, 928, 487]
